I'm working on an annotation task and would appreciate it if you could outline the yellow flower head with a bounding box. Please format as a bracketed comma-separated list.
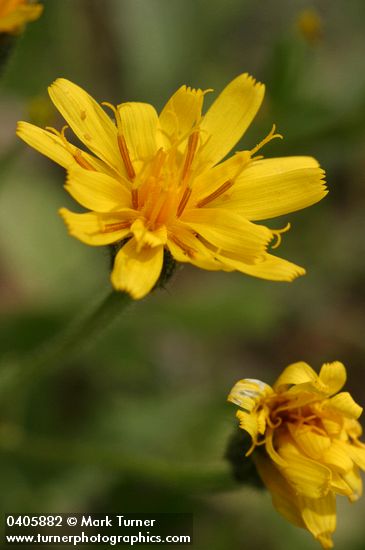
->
[296, 8, 323, 45]
[228, 362, 365, 548]
[17, 75, 327, 299]
[0, 0, 43, 34]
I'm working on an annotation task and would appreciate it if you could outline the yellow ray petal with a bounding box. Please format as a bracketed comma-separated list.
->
[131, 219, 167, 249]
[198, 73, 265, 169]
[191, 151, 250, 204]
[342, 465, 363, 501]
[278, 443, 332, 498]
[166, 224, 228, 271]
[16, 122, 115, 174]
[65, 168, 131, 212]
[341, 442, 365, 470]
[319, 362, 347, 395]
[236, 410, 261, 443]
[117, 102, 159, 164]
[16, 122, 76, 169]
[279, 390, 325, 412]
[111, 239, 164, 299]
[288, 424, 331, 460]
[257, 408, 269, 436]
[168, 241, 225, 271]
[48, 79, 124, 174]
[181, 208, 271, 262]
[344, 418, 363, 439]
[330, 471, 353, 497]
[159, 85, 204, 146]
[297, 492, 336, 549]
[221, 157, 327, 221]
[228, 378, 272, 411]
[265, 429, 288, 468]
[217, 252, 306, 282]
[59, 208, 134, 246]
[321, 417, 342, 437]
[274, 362, 318, 391]
[321, 441, 354, 474]
[253, 452, 305, 528]
[324, 392, 363, 419]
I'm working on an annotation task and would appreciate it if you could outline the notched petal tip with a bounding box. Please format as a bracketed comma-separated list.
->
[47, 78, 64, 96]
[58, 207, 74, 234]
[198, 72, 266, 168]
[15, 121, 31, 142]
[16, 120, 36, 139]
[319, 361, 347, 395]
[15, 120, 25, 134]
[288, 264, 306, 281]
[111, 240, 164, 300]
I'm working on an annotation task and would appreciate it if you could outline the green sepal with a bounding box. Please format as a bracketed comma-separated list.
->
[225, 426, 264, 489]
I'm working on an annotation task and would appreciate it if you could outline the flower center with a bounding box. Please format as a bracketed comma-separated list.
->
[270, 401, 328, 437]
[132, 130, 202, 230]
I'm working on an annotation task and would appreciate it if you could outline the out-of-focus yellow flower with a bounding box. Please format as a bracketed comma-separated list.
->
[0, 0, 43, 34]
[296, 8, 323, 45]
[26, 94, 55, 127]
[17, 75, 327, 299]
[228, 362, 365, 548]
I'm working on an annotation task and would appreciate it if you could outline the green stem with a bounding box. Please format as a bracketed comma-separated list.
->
[0, 291, 132, 398]
[0, 427, 235, 493]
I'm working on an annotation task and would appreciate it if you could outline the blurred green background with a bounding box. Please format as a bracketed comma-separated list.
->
[1, 0, 365, 548]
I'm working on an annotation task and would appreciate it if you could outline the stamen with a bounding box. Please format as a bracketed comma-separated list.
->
[196, 179, 234, 208]
[146, 187, 168, 227]
[102, 102, 136, 181]
[271, 222, 291, 249]
[151, 148, 166, 180]
[292, 413, 317, 423]
[73, 150, 95, 171]
[194, 233, 220, 256]
[117, 134, 136, 181]
[245, 440, 258, 457]
[131, 188, 138, 209]
[101, 101, 119, 119]
[267, 415, 282, 429]
[170, 235, 195, 258]
[309, 425, 328, 437]
[46, 124, 70, 142]
[102, 221, 131, 233]
[45, 125, 62, 137]
[181, 130, 199, 182]
[61, 125, 70, 140]
[177, 187, 192, 218]
[46, 125, 95, 170]
[250, 124, 283, 157]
